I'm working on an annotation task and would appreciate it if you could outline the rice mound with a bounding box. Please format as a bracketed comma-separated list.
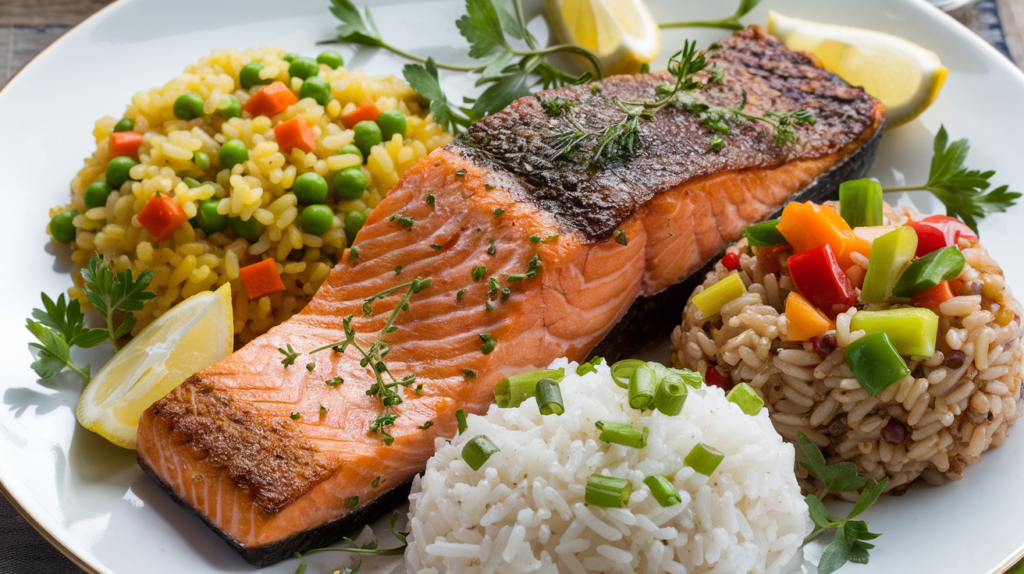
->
[406, 358, 808, 574]
[671, 203, 1024, 496]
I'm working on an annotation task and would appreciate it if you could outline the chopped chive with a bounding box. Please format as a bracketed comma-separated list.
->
[471, 265, 487, 281]
[507, 273, 528, 282]
[544, 235, 559, 243]
[455, 169, 467, 178]
[585, 474, 631, 508]
[456, 289, 466, 302]
[614, 230, 628, 245]
[415, 384, 423, 394]
[418, 420, 434, 430]
[535, 379, 564, 415]
[479, 333, 496, 354]
[488, 277, 499, 293]
[529, 234, 541, 243]
[306, 362, 316, 372]
[709, 135, 724, 151]
[395, 265, 403, 275]
[326, 376, 343, 387]
[654, 375, 688, 416]
[290, 412, 301, 420]
[685, 443, 724, 476]
[501, 287, 510, 299]
[462, 368, 477, 379]
[372, 476, 380, 488]
[643, 475, 682, 507]
[726, 382, 764, 415]
[628, 364, 658, 410]
[494, 208, 505, 216]
[609, 359, 646, 389]
[349, 246, 360, 262]
[345, 496, 359, 508]
[487, 240, 496, 256]
[426, 193, 436, 207]
[484, 183, 495, 190]
[595, 421, 648, 448]
[431, 244, 443, 250]
[319, 405, 328, 417]
[485, 301, 494, 313]
[389, 214, 415, 228]
[462, 435, 499, 470]
[456, 409, 468, 434]
[494, 368, 565, 407]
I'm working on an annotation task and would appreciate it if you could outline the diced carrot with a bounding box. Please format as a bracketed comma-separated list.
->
[910, 280, 955, 311]
[239, 258, 285, 299]
[110, 131, 143, 160]
[756, 244, 791, 276]
[274, 117, 317, 154]
[138, 192, 189, 242]
[776, 201, 872, 270]
[340, 103, 380, 128]
[241, 81, 298, 118]
[784, 291, 832, 341]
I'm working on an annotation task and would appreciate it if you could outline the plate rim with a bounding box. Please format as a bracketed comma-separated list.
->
[0, 0, 1022, 572]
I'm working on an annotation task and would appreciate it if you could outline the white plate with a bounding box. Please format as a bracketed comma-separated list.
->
[1, 0, 1023, 572]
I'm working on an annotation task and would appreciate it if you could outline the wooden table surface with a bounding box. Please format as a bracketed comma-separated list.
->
[1, 0, 1022, 573]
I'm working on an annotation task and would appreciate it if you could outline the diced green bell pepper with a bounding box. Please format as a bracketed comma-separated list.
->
[892, 245, 966, 297]
[849, 308, 939, 357]
[861, 226, 918, 303]
[692, 273, 747, 317]
[744, 220, 787, 247]
[839, 179, 884, 228]
[844, 332, 911, 396]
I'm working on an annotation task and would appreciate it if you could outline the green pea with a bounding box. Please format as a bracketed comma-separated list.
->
[239, 63, 269, 90]
[317, 51, 345, 69]
[230, 215, 265, 241]
[173, 93, 206, 121]
[113, 118, 135, 133]
[105, 156, 137, 189]
[353, 120, 382, 157]
[216, 95, 241, 119]
[301, 204, 335, 235]
[50, 209, 78, 244]
[344, 210, 367, 244]
[332, 166, 367, 200]
[193, 151, 211, 171]
[193, 199, 229, 235]
[292, 172, 329, 204]
[83, 180, 113, 209]
[288, 57, 319, 80]
[182, 177, 202, 189]
[219, 139, 249, 171]
[376, 109, 407, 141]
[337, 144, 363, 163]
[282, 52, 299, 63]
[299, 76, 331, 106]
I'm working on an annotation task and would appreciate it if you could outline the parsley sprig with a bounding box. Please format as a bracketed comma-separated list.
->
[293, 510, 408, 574]
[80, 255, 156, 351]
[328, 0, 603, 133]
[797, 432, 887, 574]
[308, 277, 432, 445]
[659, 0, 762, 31]
[882, 125, 1019, 235]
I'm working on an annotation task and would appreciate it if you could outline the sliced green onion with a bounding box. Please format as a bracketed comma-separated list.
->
[535, 379, 564, 415]
[691, 273, 748, 317]
[456, 409, 467, 435]
[462, 435, 499, 470]
[595, 421, 649, 448]
[643, 475, 682, 507]
[585, 474, 632, 508]
[652, 363, 704, 389]
[685, 443, 724, 476]
[494, 368, 565, 408]
[628, 364, 658, 410]
[610, 359, 646, 389]
[576, 356, 605, 376]
[654, 374, 688, 416]
[726, 382, 764, 415]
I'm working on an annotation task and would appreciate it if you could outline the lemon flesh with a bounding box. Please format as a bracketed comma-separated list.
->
[545, 0, 661, 76]
[768, 10, 947, 127]
[77, 283, 233, 450]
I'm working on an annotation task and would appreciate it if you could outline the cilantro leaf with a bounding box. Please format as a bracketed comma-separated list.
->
[329, 0, 384, 47]
[795, 431, 869, 496]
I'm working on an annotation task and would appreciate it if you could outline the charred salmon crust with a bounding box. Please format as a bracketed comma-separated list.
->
[137, 26, 885, 566]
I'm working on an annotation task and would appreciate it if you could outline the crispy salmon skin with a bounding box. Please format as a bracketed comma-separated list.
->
[137, 27, 884, 565]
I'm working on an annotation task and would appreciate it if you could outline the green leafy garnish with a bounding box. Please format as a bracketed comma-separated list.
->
[795, 432, 869, 498]
[659, 0, 761, 31]
[81, 254, 155, 351]
[883, 125, 1019, 235]
[278, 344, 300, 367]
[293, 510, 408, 574]
[403, 58, 473, 134]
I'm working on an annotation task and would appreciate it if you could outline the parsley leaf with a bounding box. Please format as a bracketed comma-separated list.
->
[402, 58, 472, 134]
[32, 292, 107, 349]
[329, 0, 384, 47]
[795, 432, 869, 497]
[80, 254, 155, 351]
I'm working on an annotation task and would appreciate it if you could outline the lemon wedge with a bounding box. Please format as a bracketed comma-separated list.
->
[545, 0, 661, 76]
[768, 10, 947, 127]
[77, 283, 233, 450]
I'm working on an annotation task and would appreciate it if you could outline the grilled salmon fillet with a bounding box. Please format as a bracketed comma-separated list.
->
[137, 27, 885, 565]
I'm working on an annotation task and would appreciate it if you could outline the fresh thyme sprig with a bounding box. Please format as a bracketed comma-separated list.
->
[796, 432, 886, 574]
[659, 0, 762, 31]
[677, 91, 816, 146]
[293, 510, 408, 574]
[80, 254, 156, 351]
[308, 277, 432, 445]
[882, 125, 1019, 235]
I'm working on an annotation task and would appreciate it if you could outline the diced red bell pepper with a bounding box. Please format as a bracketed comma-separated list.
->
[239, 258, 285, 299]
[242, 81, 298, 118]
[704, 365, 731, 390]
[910, 280, 955, 311]
[110, 131, 143, 160]
[787, 244, 858, 312]
[138, 192, 189, 242]
[274, 116, 317, 154]
[906, 215, 977, 257]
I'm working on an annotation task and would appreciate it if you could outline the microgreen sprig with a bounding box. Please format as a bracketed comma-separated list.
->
[659, 0, 762, 32]
[293, 510, 408, 574]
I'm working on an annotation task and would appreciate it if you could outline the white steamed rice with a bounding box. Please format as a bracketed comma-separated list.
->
[405, 358, 809, 574]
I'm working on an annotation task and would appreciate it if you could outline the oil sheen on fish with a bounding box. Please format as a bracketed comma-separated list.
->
[136, 27, 885, 565]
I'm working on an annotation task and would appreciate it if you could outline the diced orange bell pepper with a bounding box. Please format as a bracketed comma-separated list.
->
[910, 280, 955, 311]
[776, 201, 872, 270]
[784, 291, 832, 341]
[241, 81, 298, 118]
[274, 117, 317, 154]
[340, 103, 380, 128]
[239, 258, 285, 299]
[137, 192, 189, 242]
[110, 131, 143, 160]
